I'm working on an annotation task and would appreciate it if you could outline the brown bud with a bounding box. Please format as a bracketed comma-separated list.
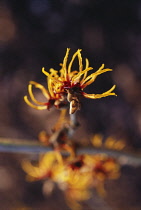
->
[67, 91, 72, 102]
[69, 99, 80, 114]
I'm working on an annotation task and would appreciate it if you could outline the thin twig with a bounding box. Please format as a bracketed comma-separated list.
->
[0, 137, 141, 166]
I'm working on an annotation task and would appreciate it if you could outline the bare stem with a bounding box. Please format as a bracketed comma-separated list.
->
[0, 137, 141, 166]
[68, 112, 79, 137]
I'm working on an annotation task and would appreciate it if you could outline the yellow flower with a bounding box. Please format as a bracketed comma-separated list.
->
[24, 48, 117, 113]
[22, 151, 120, 209]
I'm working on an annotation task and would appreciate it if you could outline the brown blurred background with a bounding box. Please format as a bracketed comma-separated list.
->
[0, 0, 141, 209]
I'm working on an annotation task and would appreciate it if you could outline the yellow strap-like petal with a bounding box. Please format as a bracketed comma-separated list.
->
[77, 49, 83, 72]
[81, 64, 105, 87]
[42, 67, 62, 84]
[83, 85, 117, 99]
[24, 96, 47, 110]
[72, 67, 93, 83]
[81, 67, 112, 88]
[47, 78, 56, 98]
[81, 58, 90, 84]
[28, 82, 50, 104]
[68, 49, 81, 75]
[62, 48, 70, 79]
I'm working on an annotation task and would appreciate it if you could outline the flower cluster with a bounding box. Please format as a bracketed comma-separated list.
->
[22, 151, 120, 209]
[24, 48, 117, 114]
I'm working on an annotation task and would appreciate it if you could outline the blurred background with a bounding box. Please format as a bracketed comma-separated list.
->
[0, 0, 141, 209]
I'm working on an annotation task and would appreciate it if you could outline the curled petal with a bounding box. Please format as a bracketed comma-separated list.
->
[83, 85, 117, 99]
[68, 49, 82, 74]
[29, 81, 50, 104]
[24, 96, 47, 110]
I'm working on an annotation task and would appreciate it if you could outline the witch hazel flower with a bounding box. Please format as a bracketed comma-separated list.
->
[24, 48, 117, 114]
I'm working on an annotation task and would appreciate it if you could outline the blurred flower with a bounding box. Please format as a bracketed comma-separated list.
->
[24, 48, 117, 114]
[22, 151, 120, 209]
[91, 133, 103, 148]
[104, 136, 126, 150]
[91, 134, 126, 151]
[91, 154, 120, 196]
[48, 155, 93, 209]
[22, 151, 63, 181]
[63, 170, 92, 210]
